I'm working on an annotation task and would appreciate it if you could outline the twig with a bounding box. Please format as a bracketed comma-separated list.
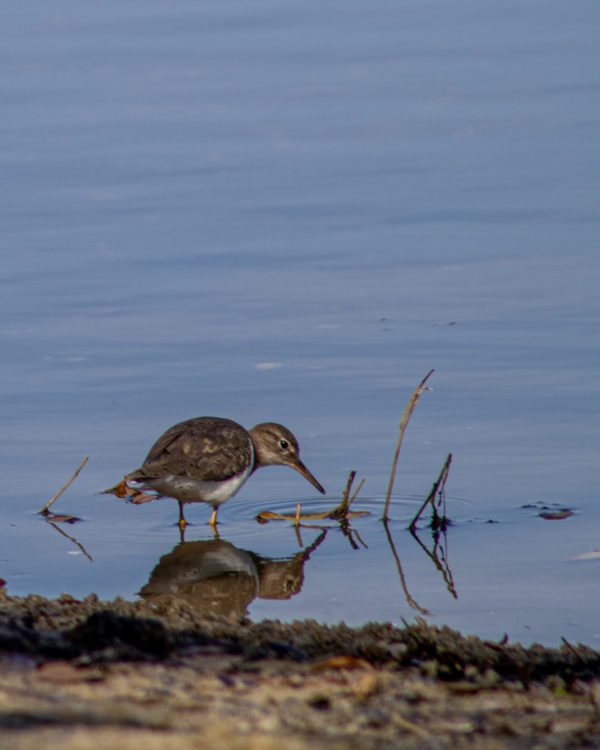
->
[352, 528, 368, 549]
[299, 529, 328, 558]
[338, 516, 368, 551]
[330, 471, 364, 519]
[382, 519, 430, 615]
[257, 509, 368, 523]
[434, 530, 457, 598]
[339, 471, 356, 514]
[409, 522, 457, 599]
[561, 636, 581, 661]
[39, 456, 89, 515]
[45, 520, 93, 562]
[393, 713, 430, 740]
[257, 469, 367, 524]
[330, 471, 366, 519]
[348, 478, 365, 508]
[408, 453, 452, 533]
[382, 370, 434, 521]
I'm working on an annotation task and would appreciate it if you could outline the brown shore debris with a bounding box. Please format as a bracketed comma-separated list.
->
[0, 590, 600, 749]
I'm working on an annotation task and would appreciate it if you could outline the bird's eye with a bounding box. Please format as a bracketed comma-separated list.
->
[279, 439, 289, 450]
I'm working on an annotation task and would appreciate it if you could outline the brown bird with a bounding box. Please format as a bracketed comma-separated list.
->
[127, 417, 325, 529]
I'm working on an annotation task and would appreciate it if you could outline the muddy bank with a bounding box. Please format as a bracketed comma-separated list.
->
[1, 589, 600, 748]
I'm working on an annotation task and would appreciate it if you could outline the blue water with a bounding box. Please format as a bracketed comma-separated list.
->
[1, 0, 599, 646]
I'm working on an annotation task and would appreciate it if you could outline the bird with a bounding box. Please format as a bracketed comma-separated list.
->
[126, 416, 326, 530]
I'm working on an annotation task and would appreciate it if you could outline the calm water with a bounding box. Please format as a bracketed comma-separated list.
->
[2, 1, 599, 647]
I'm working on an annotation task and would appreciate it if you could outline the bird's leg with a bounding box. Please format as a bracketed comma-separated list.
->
[209, 507, 218, 528]
[178, 502, 187, 531]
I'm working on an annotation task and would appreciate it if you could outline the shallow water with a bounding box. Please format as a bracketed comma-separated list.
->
[2, 0, 599, 646]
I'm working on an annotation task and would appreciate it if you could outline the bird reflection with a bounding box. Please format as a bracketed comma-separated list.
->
[139, 531, 327, 620]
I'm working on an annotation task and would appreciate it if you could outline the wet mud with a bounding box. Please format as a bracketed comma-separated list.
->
[1, 589, 600, 749]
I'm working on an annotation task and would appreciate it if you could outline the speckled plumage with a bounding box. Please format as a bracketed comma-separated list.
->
[127, 416, 325, 529]
[128, 417, 254, 485]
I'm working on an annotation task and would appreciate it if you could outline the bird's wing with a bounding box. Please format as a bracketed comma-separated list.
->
[131, 418, 253, 483]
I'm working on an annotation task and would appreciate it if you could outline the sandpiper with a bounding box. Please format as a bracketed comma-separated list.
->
[127, 417, 325, 529]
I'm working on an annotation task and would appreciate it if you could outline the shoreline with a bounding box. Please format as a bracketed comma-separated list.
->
[1, 590, 599, 748]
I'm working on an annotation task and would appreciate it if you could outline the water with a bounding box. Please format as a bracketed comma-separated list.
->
[1, 0, 599, 647]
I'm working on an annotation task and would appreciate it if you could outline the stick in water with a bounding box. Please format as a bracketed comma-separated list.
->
[408, 453, 452, 533]
[382, 370, 434, 521]
[40, 456, 89, 515]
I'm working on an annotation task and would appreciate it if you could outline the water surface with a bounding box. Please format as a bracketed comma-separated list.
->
[1, 0, 599, 646]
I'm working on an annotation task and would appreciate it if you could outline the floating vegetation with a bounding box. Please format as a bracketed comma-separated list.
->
[521, 502, 575, 521]
[256, 469, 367, 525]
[539, 509, 574, 520]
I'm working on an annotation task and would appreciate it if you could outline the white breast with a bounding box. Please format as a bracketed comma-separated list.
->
[129, 439, 255, 507]
[149, 465, 253, 506]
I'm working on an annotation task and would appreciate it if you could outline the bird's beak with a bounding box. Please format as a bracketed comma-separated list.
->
[292, 460, 326, 495]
